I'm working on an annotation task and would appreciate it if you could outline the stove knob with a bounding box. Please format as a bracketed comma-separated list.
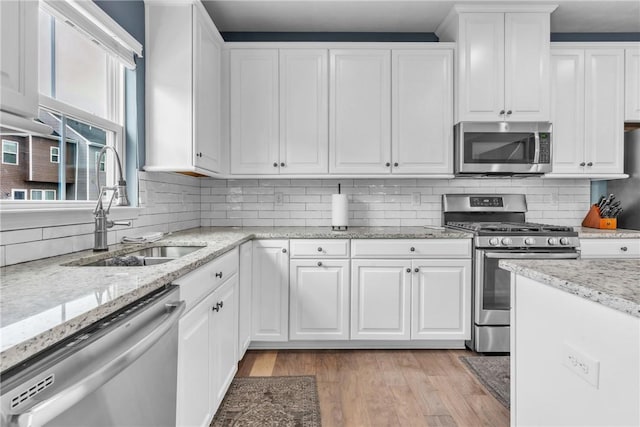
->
[547, 237, 558, 245]
[501, 237, 513, 246]
[524, 237, 536, 245]
[489, 237, 500, 246]
[559, 237, 570, 245]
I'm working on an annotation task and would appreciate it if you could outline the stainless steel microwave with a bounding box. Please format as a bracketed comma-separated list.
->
[454, 122, 552, 175]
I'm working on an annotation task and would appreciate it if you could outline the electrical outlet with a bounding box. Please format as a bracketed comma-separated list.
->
[275, 192, 284, 206]
[412, 192, 421, 206]
[562, 343, 600, 388]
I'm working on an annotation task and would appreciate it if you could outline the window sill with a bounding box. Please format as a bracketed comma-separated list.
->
[0, 202, 141, 231]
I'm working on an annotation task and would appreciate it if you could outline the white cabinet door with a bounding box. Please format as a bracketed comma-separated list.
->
[193, 8, 221, 173]
[626, 47, 640, 122]
[238, 241, 252, 359]
[504, 13, 550, 121]
[280, 49, 328, 174]
[579, 239, 640, 259]
[289, 259, 350, 340]
[551, 49, 585, 174]
[584, 49, 624, 174]
[230, 49, 280, 174]
[411, 259, 472, 340]
[350, 259, 411, 340]
[0, 0, 38, 119]
[330, 49, 391, 174]
[176, 291, 215, 427]
[391, 50, 453, 174]
[457, 13, 505, 121]
[252, 240, 290, 341]
[210, 275, 238, 410]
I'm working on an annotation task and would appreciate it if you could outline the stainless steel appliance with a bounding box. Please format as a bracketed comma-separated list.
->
[454, 122, 552, 175]
[0, 285, 185, 427]
[443, 194, 579, 353]
[607, 129, 640, 230]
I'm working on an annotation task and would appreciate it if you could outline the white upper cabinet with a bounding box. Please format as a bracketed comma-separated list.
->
[551, 47, 624, 175]
[279, 49, 329, 174]
[145, 1, 223, 176]
[0, 0, 39, 119]
[438, 6, 553, 122]
[330, 49, 392, 174]
[392, 49, 453, 174]
[230, 49, 280, 174]
[625, 47, 640, 122]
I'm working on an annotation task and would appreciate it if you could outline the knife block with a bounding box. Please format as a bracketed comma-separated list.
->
[582, 205, 617, 229]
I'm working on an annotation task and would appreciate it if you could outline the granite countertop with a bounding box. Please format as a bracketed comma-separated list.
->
[576, 227, 640, 238]
[499, 258, 640, 318]
[0, 226, 471, 373]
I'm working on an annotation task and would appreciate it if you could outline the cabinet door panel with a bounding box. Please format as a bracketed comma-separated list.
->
[230, 49, 279, 174]
[330, 49, 391, 174]
[238, 241, 252, 359]
[626, 48, 640, 121]
[290, 260, 349, 340]
[280, 49, 328, 174]
[351, 260, 410, 340]
[458, 13, 505, 121]
[585, 49, 624, 174]
[411, 260, 471, 340]
[504, 13, 550, 121]
[551, 50, 585, 174]
[210, 276, 238, 409]
[392, 50, 453, 174]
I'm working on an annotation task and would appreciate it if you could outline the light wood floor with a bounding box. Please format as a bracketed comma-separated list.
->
[236, 349, 509, 427]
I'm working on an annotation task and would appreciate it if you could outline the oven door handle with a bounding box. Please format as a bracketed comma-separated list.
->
[484, 252, 580, 259]
[533, 131, 541, 164]
[7, 300, 185, 427]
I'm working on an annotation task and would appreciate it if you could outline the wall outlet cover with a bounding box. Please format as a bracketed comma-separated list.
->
[562, 342, 600, 388]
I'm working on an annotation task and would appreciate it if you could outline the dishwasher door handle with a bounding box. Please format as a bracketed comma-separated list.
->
[8, 300, 186, 427]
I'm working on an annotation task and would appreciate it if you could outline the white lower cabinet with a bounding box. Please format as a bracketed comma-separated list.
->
[580, 238, 640, 259]
[350, 260, 412, 340]
[251, 240, 290, 341]
[237, 241, 252, 359]
[411, 259, 472, 340]
[289, 259, 350, 340]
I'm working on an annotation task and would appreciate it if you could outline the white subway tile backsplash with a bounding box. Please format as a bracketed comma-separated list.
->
[0, 228, 43, 245]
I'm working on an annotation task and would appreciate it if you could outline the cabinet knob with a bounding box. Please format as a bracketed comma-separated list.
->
[586, 162, 593, 167]
[410, 247, 415, 252]
[317, 247, 323, 252]
[212, 303, 220, 312]
[215, 272, 223, 279]
[317, 261, 323, 267]
[621, 246, 628, 252]
[219, 301, 224, 309]
[273, 162, 278, 167]
[579, 162, 586, 166]
[499, 110, 505, 116]
[506, 110, 512, 115]
[414, 268, 420, 273]
[393, 162, 399, 167]
[385, 162, 391, 167]
[282, 248, 287, 253]
[197, 152, 202, 157]
[280, 162, 285, 167]
[406, 268, 411, 273]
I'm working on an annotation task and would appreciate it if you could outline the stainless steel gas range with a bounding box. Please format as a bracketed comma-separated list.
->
[443, 194, 580, 353]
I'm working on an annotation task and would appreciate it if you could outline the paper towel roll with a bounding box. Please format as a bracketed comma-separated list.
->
[331, 194, 348, 229]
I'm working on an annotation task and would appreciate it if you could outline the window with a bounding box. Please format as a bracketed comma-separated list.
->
[31, 190, 56, 201]
[2, 140, 19, 165]
[50, 146, 59, 163]
[11, 190, 26, 200]
[95, 151, 106, 172]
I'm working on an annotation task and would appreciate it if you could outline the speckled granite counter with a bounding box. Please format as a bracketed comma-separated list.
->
[499, 258, 640, 318]
[576, 227, 640, 238]
[0, 226, 470, 373]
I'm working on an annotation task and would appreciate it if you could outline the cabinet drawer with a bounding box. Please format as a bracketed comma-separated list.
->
[290, 239, 350, 258]
[580, 239, 640, 259]
[351, 239, 471, 258]
[175, 247, 239, 312]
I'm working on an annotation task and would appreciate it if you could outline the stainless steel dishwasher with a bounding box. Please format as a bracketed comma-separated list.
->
[0, 285, 185, 427]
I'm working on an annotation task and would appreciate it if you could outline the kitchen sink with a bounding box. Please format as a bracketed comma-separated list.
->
[69, 245, 205, 267]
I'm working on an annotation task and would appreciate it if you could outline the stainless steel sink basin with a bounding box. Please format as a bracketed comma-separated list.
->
[71, 245, 205, 267]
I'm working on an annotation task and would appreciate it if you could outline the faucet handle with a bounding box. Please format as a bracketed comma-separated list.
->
[107, 220, 132, 228]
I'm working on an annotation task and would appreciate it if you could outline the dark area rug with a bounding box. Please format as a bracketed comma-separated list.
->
[460, 356, 510, 409]
[210, 376, 321, 426]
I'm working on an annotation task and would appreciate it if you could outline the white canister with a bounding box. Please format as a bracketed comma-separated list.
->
[331, 194, 348, 230]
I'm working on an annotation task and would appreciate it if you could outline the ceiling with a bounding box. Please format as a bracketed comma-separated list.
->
[201, 0, 640, 34]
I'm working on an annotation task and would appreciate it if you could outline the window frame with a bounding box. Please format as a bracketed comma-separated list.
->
[11, 189, 27, 200]
[50, 146, 60, 163]
[2, 140, 19, 165]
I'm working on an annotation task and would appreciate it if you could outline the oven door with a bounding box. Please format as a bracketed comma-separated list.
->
[474, 249, 579, 325]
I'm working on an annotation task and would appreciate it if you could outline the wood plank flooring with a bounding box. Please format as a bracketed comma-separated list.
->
[236, 349, 509, 427]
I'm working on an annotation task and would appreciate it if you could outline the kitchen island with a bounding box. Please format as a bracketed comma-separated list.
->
[500, 258, 640, 427]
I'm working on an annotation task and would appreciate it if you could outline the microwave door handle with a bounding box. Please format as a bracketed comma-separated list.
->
[484, 252, 580, 259]
[533, 132, 541, 164]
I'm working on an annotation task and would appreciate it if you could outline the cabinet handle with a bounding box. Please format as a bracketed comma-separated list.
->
[414, 268, 420, 273]
[410, 247, 415, 252]
[579, 162, 586, 166]
[219, 301, 224, 309]
[586, 162, 593, 167]
[282, 248, 287, 253]
[506, 110, 512, 115]
[621, 246, 628, 252]
[215, 272, 223, 278]
[317, 247, 323, 252]
[393, 162, 399, 167]
[273, 162, 278, 167]
[212, 301, 224, 312]
[317, 261, 323, 267]
[499, 110, 505, 116]
[406, 268, 411, 273]
[385, 162, 391, 167]
[280, 162, 285, 167]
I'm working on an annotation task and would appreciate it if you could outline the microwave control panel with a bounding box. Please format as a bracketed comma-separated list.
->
[539, 132, 551, 164]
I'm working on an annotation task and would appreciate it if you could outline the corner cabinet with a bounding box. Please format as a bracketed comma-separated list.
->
[145, 1, 223, 176]
[437, 6, 554, 122]
[550, 46, 624, 175]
